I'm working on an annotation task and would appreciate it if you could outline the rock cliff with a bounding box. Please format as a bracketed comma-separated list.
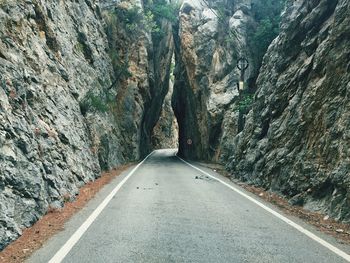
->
[229, 0, 350, 221]
[172, 0, 256, 161]
[0, 0, 173, 249]
[152, 81, 179, 149]
[2, 0, 349, 252]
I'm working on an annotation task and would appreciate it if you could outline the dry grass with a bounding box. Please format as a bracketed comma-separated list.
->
[0, 164, 132, 263]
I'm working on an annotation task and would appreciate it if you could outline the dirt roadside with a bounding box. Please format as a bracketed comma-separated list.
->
[0, 164, 132, 263]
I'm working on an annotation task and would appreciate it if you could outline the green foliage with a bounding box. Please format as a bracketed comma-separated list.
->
[144, 0, 180, 41]
[248, 0, 286, 65]
[108, 49, 132, 80]
[75, 42, 85, 54]
[80, 90, 112, 115]
[144, 11, 160, 33]
[252, 19, 277, 60]
[235, 94, 254, 113]
[214, 2, 229, 23]
[145, 0, 179, 24]
[102, 1, 180, 90]
[115, 6, 145, 35]
[113, 1, 179, 37]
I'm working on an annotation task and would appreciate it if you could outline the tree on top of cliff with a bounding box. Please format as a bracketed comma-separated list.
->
[249, 0, 286, 67]
[144, 0, 180, 40]
[145, 0, 179, 23]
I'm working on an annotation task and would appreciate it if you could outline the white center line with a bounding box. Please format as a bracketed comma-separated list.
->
[48, 151, 155, 263]
[177, 156, 350, 262]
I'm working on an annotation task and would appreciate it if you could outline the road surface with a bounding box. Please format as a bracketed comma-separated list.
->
[28, 149, 350, 262]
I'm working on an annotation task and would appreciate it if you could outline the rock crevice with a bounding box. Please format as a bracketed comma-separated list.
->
[229, 0, 350, 222]
[0, 0, 174, 249]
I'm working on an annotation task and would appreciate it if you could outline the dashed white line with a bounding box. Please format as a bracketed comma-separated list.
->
[48, 151, 154, 263]
[177, 156, 350, 262]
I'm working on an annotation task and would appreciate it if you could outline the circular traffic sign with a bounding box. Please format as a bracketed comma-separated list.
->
[187, 139, 192, 145]
[237, 57, 249, 71]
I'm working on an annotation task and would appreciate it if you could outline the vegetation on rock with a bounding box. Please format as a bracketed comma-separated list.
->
[248, 0, 286, 66]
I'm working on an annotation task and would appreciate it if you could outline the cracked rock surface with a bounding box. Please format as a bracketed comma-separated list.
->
[172, 0, 256, 161]
[0, 0, 173, 249]
[228, 0, 350, 222]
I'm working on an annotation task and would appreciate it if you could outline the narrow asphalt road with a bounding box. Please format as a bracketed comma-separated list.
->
[29, 149, 350, 263]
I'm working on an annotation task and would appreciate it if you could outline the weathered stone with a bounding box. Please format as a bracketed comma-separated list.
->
[230, 0, 350, 222]
[172, 0, 256, 161]
[0, 0, 173, 250]
[152, 81, 179, 149]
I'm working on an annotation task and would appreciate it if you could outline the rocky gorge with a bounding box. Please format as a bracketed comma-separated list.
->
[1, 0, 350, 252]
[228, 0, 350, 222]
[173, 0, 350, 222]
[0, 0, 175, 249]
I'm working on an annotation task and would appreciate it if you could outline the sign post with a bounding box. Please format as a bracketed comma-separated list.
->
[236, 57, 249, 132]
[236, 57, 249, 94]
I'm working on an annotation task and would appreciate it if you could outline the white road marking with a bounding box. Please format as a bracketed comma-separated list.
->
[177, 156, 350, 262]
[48, 151, 155, 263]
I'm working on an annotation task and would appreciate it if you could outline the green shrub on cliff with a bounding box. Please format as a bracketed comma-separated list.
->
[249, 0, 286, 66]
[115, 6, 145, 34]
[80, 90, 113, 115]
[144, 0, 180, 41]
[112, 1, 179, 36]
[251, 19, 278, 60]
[145, 0, 179, 24]
[236, 94, 254, 113]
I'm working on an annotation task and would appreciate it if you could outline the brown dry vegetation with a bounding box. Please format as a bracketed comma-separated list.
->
[0, 164, 132, 263]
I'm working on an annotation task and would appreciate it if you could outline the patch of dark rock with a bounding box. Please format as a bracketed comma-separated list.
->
[312, 179, 334, 199]
[95, 5, 103, 20]
[56, 161, 66, 170]
[77, 32, 94, 65]
[30, 77, 39, 84]
[182, 4, 193, 15]
[43, 163, 53, 175]
[4, 126, 17, 140]
[33, 3, 60, 53]
[258, 119, 270, 140]
[0, 50, 7, 60]
[98, 134, 110, 171]
[71, 91, 79, 100]
[57, 132, 70, 145]
[209, 120, 223, 156]
[47, 8, 54, 21]
[15, 138, 29, 154]
[25, 90, 35, 107]
[79, 101, 88, 116]
[59, 68, 69, 82]
[288, 193, 305, 206]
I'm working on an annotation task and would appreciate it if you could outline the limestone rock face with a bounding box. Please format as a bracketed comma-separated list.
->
[0, 0, 172, 249]
[139, 19, 175, 156]
[172, 0, 255, 161]
[152, 82, 179, 149]
[229, 0, 350, 221]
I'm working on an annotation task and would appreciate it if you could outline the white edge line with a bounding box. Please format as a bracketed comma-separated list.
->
[48, 151, 155, 263]
[177, 156, 350, 262]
